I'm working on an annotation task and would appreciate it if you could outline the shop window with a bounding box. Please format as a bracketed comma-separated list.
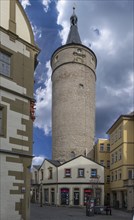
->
[0, 51, 11, 77]
[100, 144, 104, 152]
[91, 169, 97, 178]
[78, 168, 84, 177]
[65, 168, 71, 177]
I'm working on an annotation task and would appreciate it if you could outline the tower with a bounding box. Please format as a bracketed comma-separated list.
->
[51, 8, 97, 162]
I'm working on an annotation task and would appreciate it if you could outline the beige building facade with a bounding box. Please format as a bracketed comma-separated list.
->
[93, 139, 110, 205]
[31, 156, 104, 207]
[107, 112, 134, 211]
[0, 0, 39, 219]
[51, 9, 97, 162]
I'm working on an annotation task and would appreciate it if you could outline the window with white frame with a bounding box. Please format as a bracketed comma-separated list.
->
[100, 144, 104, 152]
[78, 168, 84, 177]
[65, 168, 71, 177]
[0, 51, 11, 77]
[91, 169, 97, 178]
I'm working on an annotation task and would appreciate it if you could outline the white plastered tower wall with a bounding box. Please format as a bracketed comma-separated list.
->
[0, 0, 39, 219]
[51, 10, 97, 162]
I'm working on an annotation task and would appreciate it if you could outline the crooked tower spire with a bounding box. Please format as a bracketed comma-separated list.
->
[66, 7, 82, 44]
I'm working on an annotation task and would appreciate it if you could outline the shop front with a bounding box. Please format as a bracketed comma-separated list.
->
[61, 188, 69, 205]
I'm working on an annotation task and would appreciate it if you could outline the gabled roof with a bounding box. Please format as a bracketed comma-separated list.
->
[46, 159, 61, 167]
[58, 155, 104, 168]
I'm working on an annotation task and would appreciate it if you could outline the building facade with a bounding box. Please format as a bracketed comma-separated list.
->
[51, 9, 97, 162]
[0, 0, 39, 219]
[107, 112, 134, 211]
[93, 139, 110, 205]
[31, 155, 104, 207]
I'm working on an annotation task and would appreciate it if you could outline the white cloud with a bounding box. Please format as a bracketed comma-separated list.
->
[34, 61, 52, 135]
[20, 0, 31, 9]
[32, 155, 45, 166]
[42, 0, 51, 12]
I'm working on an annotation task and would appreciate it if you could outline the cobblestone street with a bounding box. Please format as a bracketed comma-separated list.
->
[30, 204, 132, 220]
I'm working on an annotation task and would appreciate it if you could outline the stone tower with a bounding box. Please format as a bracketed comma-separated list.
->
[51, 8, 97, 162]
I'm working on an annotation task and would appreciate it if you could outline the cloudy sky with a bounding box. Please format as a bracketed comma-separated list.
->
[20, 0, 133, 165]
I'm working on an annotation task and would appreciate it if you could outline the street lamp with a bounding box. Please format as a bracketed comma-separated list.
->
[40, 179, 43, 207]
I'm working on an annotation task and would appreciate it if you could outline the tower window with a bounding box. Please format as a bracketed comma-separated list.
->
[79, 83, 84, 88]
[0, 51, 11, 77]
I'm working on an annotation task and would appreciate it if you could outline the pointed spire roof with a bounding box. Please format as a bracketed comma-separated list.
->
[66, 7, 82, 44]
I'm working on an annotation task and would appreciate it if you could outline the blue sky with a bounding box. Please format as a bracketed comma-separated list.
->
[20, 0, 134, 165]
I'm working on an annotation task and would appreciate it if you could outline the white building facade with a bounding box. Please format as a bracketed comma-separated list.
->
[31, 156, 104, 207]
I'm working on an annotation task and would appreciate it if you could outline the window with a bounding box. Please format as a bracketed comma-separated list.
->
[115, 152, 118, 162]
[0, 106, 6, 136]
[91, 169, 97, 178]
[100, 160, 104, 166]
[48, 167, 53, 179]
[107, 160, 110, 168]
[107, 175, 110, 183]
[118, 149, 122, 160]
[35, 171, 37, 183]
[65, 168, 71, 177]
[0, 108, 3, 135]
[128, 169, 134, 179]
[41, 169, 44, 180]
[107, 144, 110, 152]
[118, 126, 122, 139]
[70, 151, 75, 159]
[111, 172, 114, 182]
[78, 168, 84, 177]
[115, 171, 117, 181]
[0, 51, 11, 77]
[111, 154, 114, 164]
[118, 169, 122, 180]
[100, 144, 104, 152]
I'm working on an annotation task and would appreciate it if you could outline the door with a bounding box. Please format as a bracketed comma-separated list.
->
[74, 192, 79, 205]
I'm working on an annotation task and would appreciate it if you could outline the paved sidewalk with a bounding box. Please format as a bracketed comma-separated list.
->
[30, 203, 132, 220]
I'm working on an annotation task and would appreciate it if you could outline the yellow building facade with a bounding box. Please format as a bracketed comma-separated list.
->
[107, 112, 134, 211]
[94, 139, 110, 205]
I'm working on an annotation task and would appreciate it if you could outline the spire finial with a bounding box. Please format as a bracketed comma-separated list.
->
[70, 3, 77, 26]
